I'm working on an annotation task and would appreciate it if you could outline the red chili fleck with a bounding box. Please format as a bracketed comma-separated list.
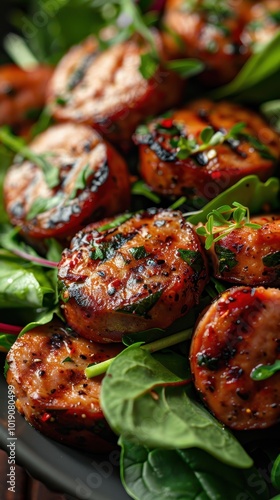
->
[160, 118, 174, 128]
[41, 412, 51, 422]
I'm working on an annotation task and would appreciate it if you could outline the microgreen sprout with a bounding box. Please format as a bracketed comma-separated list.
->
[173, 122, 246, 160]
[250, 360, 280, 381]
[196, 202, 262, 249]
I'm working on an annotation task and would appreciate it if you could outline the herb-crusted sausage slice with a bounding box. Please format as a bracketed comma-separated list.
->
[47, 35, 184, 150]
[206, 214, 280, 286]
[58, 209, 209, 342]
[6, 321, 123, 452]
[4, 123, 130, 240]
[0, 64, 53, 128]
[190, 286, 280, 430]
[162, 0, 280, 86]
[134, 100, 280, 201]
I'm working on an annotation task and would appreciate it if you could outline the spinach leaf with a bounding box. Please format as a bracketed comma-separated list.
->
[0, 146, 14, 224]
[101, 346, 252, 468]
[215, 245, 238, 273]
[272, 454, 280, 491]
[0, 334, 17, 353]
[261, 100, 280, 133]
[212, 31, 280, 99]
[0, 251, 56, 309]
[117, 290, 163, 317]
[187, 176, 280, 224]
[119, 438, 269, 500]
[262, 251, 280, 267]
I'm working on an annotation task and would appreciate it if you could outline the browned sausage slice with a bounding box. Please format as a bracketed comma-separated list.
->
[47, 35, 184, 150]
[4, 123, 130, 240]
[190, 286, 280, 430]
[58, 208, 209, 342]
[162, 0, 280, 86]
[6, 321, 123, 452]
[0, 64, 53, 127]
[205, 214, 280, 286]
[135, 99, 280, 201]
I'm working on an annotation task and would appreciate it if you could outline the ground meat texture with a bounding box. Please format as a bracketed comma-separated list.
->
[47, 35, 184, 151]
[6, 321, 123, 452]
[3, 123, 130, 240]
[162, 0, 280, 86]
[190, 286, 280, 430]
[206, 214, 280, 286]
[0, 64, 53, 127]
[134, 99, 280, 201]
[58, 209, 209, 343]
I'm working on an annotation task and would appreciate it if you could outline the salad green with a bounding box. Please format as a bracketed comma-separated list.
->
[1, 1, 280, 499]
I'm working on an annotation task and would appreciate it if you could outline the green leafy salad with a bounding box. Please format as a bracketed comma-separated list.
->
[1, 1, 280, 499]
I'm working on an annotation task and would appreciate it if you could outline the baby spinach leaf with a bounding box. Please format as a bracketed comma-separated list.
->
[119, 438, 269, 500]
[0, 252, 56, 309]
[101, 346, 252, 468]
[212, 30, 280, 99]
[188, 175, 280, 225]
[271, 454, 280, 491]
[0, 334, 17, 353]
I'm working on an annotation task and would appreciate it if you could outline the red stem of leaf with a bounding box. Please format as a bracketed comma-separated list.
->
[10, 248, 58, 268]
[0, 323, 22, 335]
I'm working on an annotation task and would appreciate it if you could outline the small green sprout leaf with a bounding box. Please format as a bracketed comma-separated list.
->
[250, 361, 280, 381]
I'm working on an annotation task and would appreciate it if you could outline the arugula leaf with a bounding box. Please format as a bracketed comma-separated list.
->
[101, 346, 253, 468]
[215, 245, 238, 273]
[119, 438, 269, 500]
[250, 361, 280, 381]
[117, 290, 163, 317]
[187, 175, 280, 224]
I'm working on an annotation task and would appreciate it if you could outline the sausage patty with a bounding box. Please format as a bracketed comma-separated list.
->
[6, 321, 123, 452]
[190, 286, 280, 430]
[0, 64, 53, 128]
[58, 208, 209, 342]
[134, 99, 280, 201]
[206, 214, 280, 286]
[4, 123, 130, 240]
[47, 35, 184, 150]
[162, 0, 280, 86]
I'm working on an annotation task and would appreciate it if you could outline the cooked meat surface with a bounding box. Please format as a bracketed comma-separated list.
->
[6, 321, 123, 452]
[206, 214, 280, 286]
[0, 64, 53, 127]
[4, 123, 130, 240]
[47, 35, 184, 150]
[162, 0, 280, 85]
[58, 208, 209, 342]
[134, 99, 280, 201]
[190, 286, 280, 430]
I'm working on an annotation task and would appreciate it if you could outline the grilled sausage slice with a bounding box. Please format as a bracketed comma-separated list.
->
[58, 208, 209, 342]
[190, 286, 280, 430]
[6, 321, 123, 452]
[162, 0, 280, 86]
[0, 64, 53, 128]
[206, 214, 280, 286]
[47, 35, 184, 150]
[134, 99, 280, 201]
[4, 123, 130, 240]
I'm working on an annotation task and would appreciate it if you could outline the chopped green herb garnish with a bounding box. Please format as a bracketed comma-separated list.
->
[129, 246, 149, 260]
[262, 251, 280, 267]
[178, 249, 204, 273]
[117, 289, 163, 317]
[62, 356, 74, 363]
[69, 163, 92, 200]
[214, 245, 238, 273]
[27, 193, 64, 220]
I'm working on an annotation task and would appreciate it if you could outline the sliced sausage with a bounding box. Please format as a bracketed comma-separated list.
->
[134, 99, 280, 201]
[205, 214, 280, 286]
[58, 208, 209, 342]
[162, 0, 280, 86]
[4, 123, 130, 240]
[0, 64, 53, 127]
[190, 286, 280, 430]
[47, 35, 184, 150]
[6, 321, 123, 452]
